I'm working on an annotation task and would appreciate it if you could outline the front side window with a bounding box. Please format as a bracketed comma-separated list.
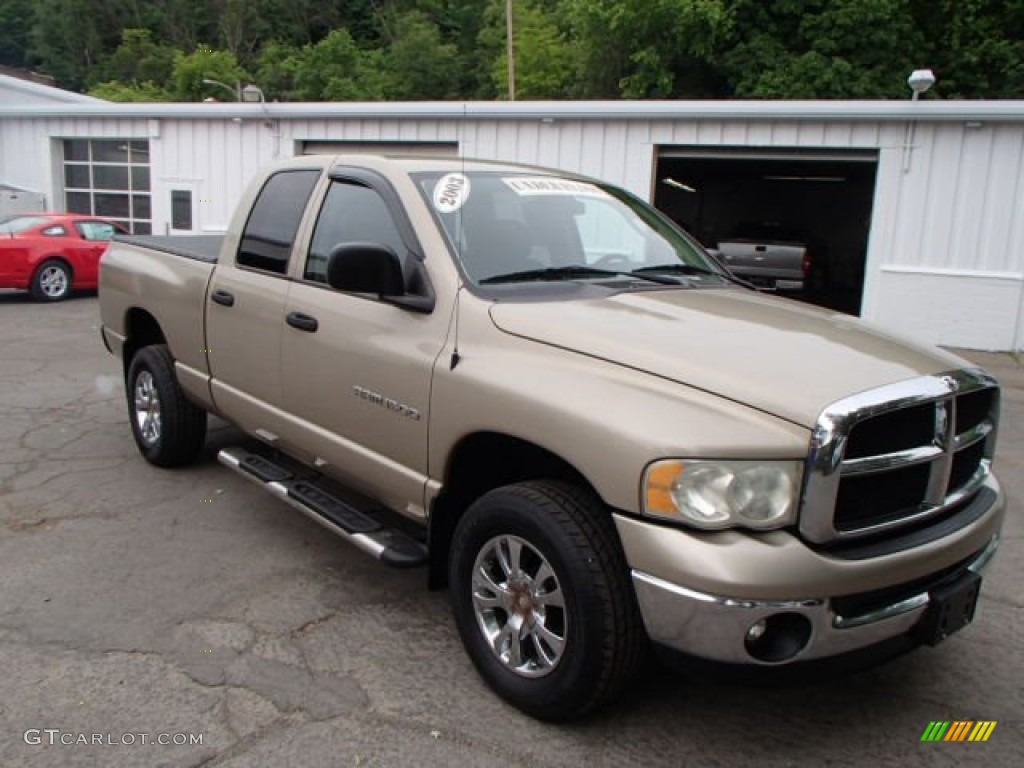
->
[414, 171, 726, 287]
[304, 181, 406, 284]
[237, 170, 321, 274]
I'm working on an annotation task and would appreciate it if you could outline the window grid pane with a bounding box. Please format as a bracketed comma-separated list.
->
[62, 139, 151, 232]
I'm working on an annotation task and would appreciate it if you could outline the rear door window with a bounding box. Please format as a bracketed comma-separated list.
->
[237, 170, 321, 274]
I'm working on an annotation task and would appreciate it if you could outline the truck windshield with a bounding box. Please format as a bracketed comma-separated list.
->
[413, 171, 728, 287]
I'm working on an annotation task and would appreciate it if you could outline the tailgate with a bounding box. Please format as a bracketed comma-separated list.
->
[716, 241, 805, 283]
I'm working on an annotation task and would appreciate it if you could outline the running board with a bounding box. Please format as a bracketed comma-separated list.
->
[217, 447, 427, 568]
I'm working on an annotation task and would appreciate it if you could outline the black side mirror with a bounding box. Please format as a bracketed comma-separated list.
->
[326, 243, 404, 296]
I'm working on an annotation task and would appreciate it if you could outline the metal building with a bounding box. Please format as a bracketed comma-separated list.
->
[2, 74, 1023, 351]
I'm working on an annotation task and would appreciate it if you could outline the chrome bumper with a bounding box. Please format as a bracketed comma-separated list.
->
[632, 534, 999, 665]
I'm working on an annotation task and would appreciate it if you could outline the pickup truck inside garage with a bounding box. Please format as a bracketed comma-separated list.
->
[653, 148, 878, 315]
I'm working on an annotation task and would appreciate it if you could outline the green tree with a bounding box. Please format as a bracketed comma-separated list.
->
[172, 45, 249, 100]
[27, 0, 106, 88]
[479, 0, 575, 99]
[565, 0, 733, 98]
[911, 0, 1024, 98]
[383, 10, 462, 100]
[722, 0, 927, 98]
[290, 28, 387, 101]
[91, 28, 178, 89]
[88, 80, 174, 101]
[0, 0, 33, 67]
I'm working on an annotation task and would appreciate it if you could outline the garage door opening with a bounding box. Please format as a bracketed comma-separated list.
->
[653, 148, 878, 315]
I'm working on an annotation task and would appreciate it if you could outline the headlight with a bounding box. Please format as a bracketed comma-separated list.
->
[643, 460, 801, 530]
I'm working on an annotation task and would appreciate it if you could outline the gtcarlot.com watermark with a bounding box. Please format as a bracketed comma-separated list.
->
[24, 729, 203, 747]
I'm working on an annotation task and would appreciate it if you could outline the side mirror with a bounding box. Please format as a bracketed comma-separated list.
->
[326, 243, 404, 297]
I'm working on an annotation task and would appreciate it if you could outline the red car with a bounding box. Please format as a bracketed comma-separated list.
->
[0, 213, 126, 301]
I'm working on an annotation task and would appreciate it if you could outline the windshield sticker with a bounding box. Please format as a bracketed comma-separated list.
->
[433, 173, 471, 213]
[502, 177, 610, 198]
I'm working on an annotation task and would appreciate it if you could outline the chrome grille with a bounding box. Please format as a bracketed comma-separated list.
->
[800, 370, 999, 544]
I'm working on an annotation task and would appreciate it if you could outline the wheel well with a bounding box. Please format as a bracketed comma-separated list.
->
[34, 256, 73, 278]
[122, 308, 166, 373]
[427, 432, 594, 589]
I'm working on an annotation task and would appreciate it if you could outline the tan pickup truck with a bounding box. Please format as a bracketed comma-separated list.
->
[99, 154, 1004, 719]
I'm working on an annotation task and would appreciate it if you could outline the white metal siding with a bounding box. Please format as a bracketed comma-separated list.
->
[1, 108, 1023, 349]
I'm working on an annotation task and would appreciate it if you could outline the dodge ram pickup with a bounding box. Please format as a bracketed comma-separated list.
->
[99, 155, 1004, 720]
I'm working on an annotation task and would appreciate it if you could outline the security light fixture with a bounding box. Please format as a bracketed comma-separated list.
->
[907, 69, 936, 100]
[240, 84, 265, 104]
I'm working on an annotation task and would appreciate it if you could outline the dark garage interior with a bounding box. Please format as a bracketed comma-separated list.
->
[653, 148, 879, 315]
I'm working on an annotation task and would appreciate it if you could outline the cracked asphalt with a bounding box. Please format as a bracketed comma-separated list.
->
[0, 293, 1021, 768]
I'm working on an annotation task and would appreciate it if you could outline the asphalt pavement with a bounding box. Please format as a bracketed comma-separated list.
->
[0, 293, 1020, 767]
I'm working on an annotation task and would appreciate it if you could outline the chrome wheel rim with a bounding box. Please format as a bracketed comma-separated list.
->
[40, 266, 68, 297]
[133, 371, 161, 446]
[471, 535, 567, 678]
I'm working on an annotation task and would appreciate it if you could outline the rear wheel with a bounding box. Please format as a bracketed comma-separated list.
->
[449, 481, 643, 720]
[126, 345, 206, 467]
[30, 259, 72, 301]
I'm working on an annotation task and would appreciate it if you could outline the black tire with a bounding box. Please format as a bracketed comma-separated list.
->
[449, 480, 643, 720]
[30, 259, 72, 301]
[126, 344, 207, 467]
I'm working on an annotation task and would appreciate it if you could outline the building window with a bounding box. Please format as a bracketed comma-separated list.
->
[171, 190, 193, 231]
[63, 139, 152, 234]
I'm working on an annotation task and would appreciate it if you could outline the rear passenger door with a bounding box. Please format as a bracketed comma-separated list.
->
[206, 168, 322, 435]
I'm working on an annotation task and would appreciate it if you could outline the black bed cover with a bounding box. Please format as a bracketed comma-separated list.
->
[114, 235, 224, 263]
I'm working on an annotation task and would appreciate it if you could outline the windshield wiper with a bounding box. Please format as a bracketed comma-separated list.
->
[631, 263, 751, 287]
[480, 265, 678, 285]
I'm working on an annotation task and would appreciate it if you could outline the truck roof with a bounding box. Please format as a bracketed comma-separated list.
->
[275, 153, 574, 178]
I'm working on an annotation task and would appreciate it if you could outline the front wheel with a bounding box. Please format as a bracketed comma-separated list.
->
[126, 345, 207, 467]
[449, 481, 643, 720]
[30, 259, 72, 301]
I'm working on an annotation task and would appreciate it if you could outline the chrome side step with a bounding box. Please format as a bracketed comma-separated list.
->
[218, 447, 427, 568]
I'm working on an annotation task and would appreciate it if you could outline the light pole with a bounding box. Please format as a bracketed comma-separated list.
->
[202, 77, 240, 102]
[902, 69, 935, 173]
[506, 0, 516, 101]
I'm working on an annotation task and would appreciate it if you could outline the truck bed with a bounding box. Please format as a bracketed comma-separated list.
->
[114, 235, 224, 263]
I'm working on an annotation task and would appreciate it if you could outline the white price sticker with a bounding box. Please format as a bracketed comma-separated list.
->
[502, 177, 610, 198]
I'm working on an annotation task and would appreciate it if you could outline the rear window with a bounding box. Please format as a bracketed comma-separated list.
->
[0, 216, 48, 234]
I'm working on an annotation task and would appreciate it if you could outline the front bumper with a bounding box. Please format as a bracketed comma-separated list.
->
[620, 476, 1004, 665]
[632, 535, 997, 665]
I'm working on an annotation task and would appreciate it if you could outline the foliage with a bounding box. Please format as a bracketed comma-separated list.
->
[480, 0, 576, 99]
[88, 80, 174, 102]
[5, 0, 1022, 100]
[172, 45, 249, 101]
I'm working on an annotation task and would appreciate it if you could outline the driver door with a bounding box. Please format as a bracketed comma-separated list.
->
[281, 176, 449, 513]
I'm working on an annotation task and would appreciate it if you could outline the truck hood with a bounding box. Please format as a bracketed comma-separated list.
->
[488, 288, 966, 429]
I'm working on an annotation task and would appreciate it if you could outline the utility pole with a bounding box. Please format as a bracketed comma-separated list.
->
[506, 0, 516, 100]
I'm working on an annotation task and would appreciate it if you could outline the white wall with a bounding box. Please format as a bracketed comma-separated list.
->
[1, 109, 1023, 350]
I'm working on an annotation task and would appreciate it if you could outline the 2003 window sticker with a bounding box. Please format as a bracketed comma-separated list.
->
[433, 173, 471, 213]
